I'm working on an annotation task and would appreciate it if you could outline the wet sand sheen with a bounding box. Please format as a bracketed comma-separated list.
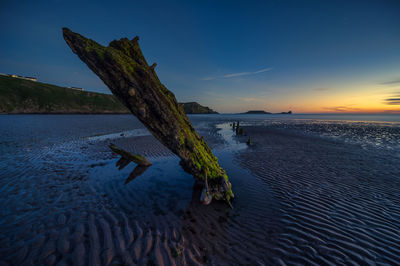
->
[238, 126, 400, 265]
[0, 115, 399, 265]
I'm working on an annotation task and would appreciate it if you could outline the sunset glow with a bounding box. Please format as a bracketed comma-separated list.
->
[1, 1, 399, 114]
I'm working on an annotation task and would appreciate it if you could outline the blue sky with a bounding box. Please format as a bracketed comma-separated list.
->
[1, 0, 400, 113]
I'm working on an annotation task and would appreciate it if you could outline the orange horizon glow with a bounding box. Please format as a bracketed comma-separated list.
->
[210, 81, 400, 114]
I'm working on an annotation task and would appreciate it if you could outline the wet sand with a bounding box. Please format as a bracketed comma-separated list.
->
[238, 126, 400, 265]
[1, 115, 399, 265]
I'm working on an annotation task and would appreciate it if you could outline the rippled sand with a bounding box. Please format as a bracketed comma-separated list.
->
[0, 115, 399, 265]
[239, 126, 400, 265]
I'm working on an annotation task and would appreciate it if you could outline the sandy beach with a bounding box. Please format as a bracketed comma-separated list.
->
[0, 115, 399, 265]
[2, 0, 400, 264]
[238, 125, 400, 265]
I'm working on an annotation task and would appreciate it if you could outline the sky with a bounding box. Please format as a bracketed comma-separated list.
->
[1, 0, 400, 114]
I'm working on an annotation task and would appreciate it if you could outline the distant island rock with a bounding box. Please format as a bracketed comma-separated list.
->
[0, 75, 216, 114]
[279, 111, 292, 114]
[244, 110, 271, 114]
[179, 102, 218, 114]
[241, 110, 292, 114]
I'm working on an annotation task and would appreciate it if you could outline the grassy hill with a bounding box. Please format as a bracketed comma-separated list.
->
[0, 75, 129, 113]
[0, 76, 218, 114]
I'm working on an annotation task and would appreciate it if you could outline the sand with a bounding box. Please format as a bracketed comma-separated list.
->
[238, 125, 400, 265]
[0, 115, 399, 265]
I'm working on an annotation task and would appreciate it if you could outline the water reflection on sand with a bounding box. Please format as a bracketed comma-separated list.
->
[1, 114, 399, 265]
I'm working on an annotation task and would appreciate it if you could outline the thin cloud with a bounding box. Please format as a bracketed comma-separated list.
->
[383, 110, 400, 114]
[223, 72, 251, 78]
[253, 68, 274, 74]
[384, 98, 400, 105]
[201, 67, 272, 81]
[383, 93, 400, 105]
[323, 106, 361, 112]
[380, 79, 400, 85]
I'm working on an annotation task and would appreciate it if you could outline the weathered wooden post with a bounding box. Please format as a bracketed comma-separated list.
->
[62, 28, 233, 203]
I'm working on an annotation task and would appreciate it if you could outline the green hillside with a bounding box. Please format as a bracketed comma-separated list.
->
[0, 75, 219, 114]
[0, 75, 129, 113]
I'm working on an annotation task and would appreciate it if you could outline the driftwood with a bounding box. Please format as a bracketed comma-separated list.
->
[246, 137, 251, 145]
[109, 143, 151, 184]
[236, 121, 240, 134]
[110, 144, 152, 167]
[62, 28, 233, 203]
[125, 165, 151, 184]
